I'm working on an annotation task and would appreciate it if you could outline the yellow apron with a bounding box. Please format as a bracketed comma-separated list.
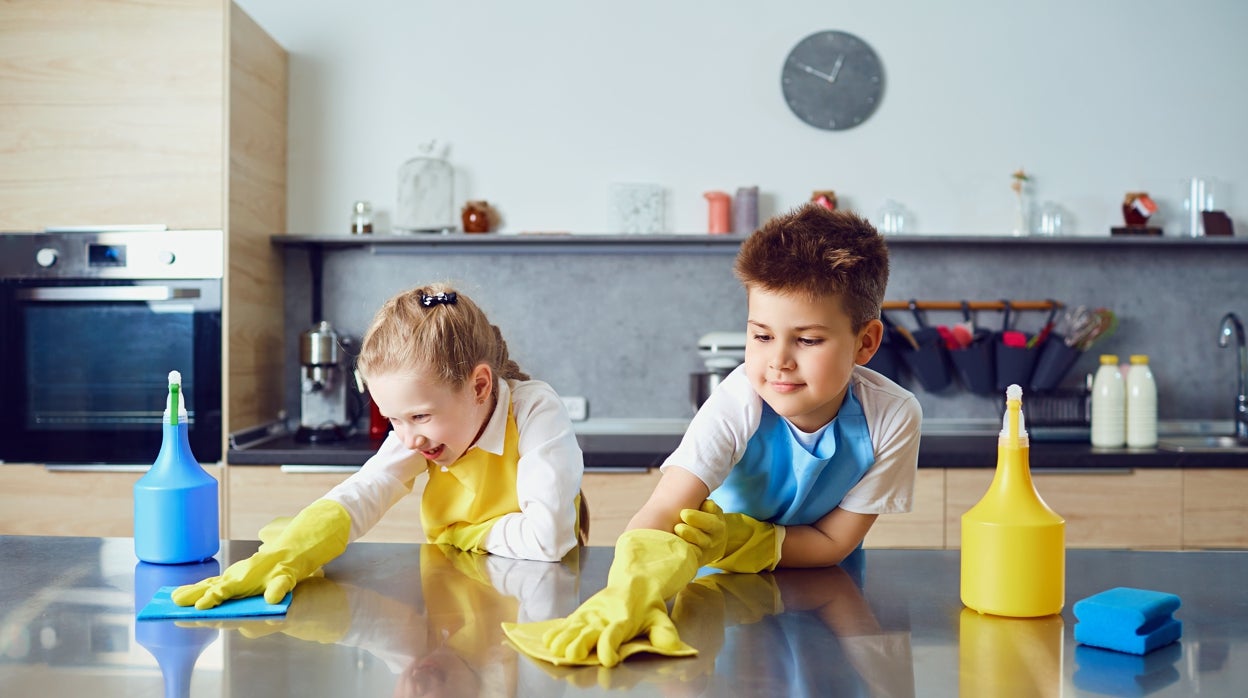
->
[420, 401, 521, 542]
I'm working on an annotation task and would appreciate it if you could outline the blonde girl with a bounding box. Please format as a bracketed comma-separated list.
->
[174, 284, 586, 610]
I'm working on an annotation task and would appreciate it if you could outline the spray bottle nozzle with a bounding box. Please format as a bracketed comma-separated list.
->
[1000, 383, 1028, 446]
[165, 370, 188, 425]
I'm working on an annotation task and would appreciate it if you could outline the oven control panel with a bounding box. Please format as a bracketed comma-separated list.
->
[0, 229, 223, 280]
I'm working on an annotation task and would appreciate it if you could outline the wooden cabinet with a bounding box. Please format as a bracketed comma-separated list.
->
[580, 469, 664, 547]
[0, 0, 287, 440]
[864, 468, 946, 549]
[0, 464, 219, 538]
[1183, 469, 1248, 548]
[227, 466, 426, 544]
[945, 468, 1184, 550]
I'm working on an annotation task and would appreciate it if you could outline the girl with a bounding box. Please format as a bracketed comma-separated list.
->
[174, 284, 586, 610]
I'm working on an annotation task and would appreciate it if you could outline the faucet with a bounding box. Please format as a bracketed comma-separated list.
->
[1218, 312, 1248, 440]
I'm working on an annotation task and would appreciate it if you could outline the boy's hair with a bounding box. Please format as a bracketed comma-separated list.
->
[734, 204, 889, 330]
[356, 283, 529, 390]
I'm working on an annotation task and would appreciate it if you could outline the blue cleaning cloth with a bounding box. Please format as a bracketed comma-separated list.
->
[137, 585, 292, 620]
[1073, 587, 1182, 655]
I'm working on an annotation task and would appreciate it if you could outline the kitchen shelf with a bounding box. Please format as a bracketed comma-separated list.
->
[272, 232, 1248, 255]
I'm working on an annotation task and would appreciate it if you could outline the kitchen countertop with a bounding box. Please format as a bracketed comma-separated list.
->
[227, 418, 1248, 469]
[2, 535, 1244, 696]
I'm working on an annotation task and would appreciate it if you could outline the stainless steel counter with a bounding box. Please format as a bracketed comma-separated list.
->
[2, 536, 1244, 697]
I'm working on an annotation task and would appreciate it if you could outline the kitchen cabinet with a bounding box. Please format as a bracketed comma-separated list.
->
[863, 468, 946, 549]
[227, 466, 426, 543]
[0, 464, 219, 538]
[945, 468, 1184, 549]
[0, 0, 287, 441]
[1182, 469, 1248, 548]
[581, 469, 665, 546]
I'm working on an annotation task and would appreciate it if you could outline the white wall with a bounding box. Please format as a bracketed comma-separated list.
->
[237, 0, 1248, 236]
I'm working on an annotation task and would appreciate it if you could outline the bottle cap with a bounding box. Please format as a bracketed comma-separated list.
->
[1099, 354, 1119, 364]
[1129, 354, 1149, 364]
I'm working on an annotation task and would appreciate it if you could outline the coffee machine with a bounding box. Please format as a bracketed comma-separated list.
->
[295, 320, 351, 442]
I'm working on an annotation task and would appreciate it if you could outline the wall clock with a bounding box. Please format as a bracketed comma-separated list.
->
[781, 30, 884, 131]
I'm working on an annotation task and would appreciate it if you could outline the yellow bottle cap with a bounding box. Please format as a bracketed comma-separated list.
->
[1099, 354, 1119, 364]
[1129, 354, 1149, 364]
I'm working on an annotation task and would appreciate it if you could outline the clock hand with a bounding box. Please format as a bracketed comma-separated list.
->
[827, 54, 845, 83]
[794, 61, 836, 83]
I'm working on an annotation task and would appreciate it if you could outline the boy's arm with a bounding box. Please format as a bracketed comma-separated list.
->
[626, 466, 710, 533]
[777, 507, 878, 567]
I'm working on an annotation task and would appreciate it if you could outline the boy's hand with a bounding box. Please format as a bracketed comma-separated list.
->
[675, 501, 784, 573]
[675, 500, 728, 566]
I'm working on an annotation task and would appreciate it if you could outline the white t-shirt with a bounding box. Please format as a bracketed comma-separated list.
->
[661, 365, 921, 516]
[323, 378, 584, 561]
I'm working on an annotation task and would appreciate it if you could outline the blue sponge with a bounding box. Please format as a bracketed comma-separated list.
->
[1073, 587, 1182, 655]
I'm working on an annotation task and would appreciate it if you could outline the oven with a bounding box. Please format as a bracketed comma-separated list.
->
[0, 229, 223, 466]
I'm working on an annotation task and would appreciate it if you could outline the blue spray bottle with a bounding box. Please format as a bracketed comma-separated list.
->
[134, 370, 219, 564]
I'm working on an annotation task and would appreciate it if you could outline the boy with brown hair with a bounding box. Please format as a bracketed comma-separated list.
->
[505, 204, 921, 666]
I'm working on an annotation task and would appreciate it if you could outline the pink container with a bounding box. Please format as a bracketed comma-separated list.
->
[704, 191, 731, 234]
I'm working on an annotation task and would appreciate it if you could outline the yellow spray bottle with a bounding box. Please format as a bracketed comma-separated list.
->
[961, 384, 1065, 617]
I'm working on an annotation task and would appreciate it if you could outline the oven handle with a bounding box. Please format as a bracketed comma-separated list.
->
[15, 286, 201, 302]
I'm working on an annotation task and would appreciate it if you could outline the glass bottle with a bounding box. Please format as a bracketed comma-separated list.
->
[134, 371, 219, 564]
[1090, 355, 1126, 448]
[351, 200, 373, 234]
[961, 385, 1065, 617]
[1126, 354, 1158, 448]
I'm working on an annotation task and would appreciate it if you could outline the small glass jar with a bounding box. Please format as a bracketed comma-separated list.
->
[461, 200, 491, 233]
[351, 201, 373, 235]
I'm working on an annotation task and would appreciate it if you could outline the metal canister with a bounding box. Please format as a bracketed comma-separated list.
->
[301, 321, 342, 367]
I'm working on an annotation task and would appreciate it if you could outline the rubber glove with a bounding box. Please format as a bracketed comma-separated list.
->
[177, 576, 352, 645]
[432, 516, 499, 554]
[675, 499, 785, 573]
[172, 498, 351, 610]
[502, 528, 701, 667]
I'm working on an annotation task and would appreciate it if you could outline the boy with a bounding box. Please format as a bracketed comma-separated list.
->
[504, 204, 921, 666]
[638, 203, 921, 570]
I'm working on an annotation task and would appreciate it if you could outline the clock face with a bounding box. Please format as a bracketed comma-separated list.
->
[781, 30, 884, 131]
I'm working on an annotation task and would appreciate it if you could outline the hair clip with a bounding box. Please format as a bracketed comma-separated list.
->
[419, 291, 457, 308]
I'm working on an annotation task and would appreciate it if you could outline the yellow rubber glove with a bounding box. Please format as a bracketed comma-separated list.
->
[502, 528, 701, 667]
[675, 500, 785, 573]
[176, 576, 352, 645]
[432, 516, 499, 554]
[172, 499, 351, 610]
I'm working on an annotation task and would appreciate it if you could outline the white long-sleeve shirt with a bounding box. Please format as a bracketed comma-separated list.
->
[323, 378, 584, 561]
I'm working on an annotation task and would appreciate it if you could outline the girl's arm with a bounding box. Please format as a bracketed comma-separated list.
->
[484, 381, 583, 561]
[323, 433, 428, 541]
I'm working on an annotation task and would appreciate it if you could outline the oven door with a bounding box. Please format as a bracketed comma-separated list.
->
[0, 279, 222, 465]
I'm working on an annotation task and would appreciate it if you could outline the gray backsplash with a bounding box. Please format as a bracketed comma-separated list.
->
[281, 239, 1246, 425]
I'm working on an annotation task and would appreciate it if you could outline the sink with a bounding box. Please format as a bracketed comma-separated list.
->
[1157, 435, 1248, 453]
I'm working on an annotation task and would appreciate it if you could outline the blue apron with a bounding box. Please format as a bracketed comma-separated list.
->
[710, 387, 875, 526]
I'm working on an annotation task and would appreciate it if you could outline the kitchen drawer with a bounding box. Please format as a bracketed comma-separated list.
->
[227, 466, 425, 543]
[863, 468, 946, 549]
[0, 463, 220, 537]
[1183, 469, 1248, 548]
[945, 467, 1183, 550]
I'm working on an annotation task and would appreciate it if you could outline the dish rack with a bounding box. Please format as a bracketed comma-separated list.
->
[997, 388, 1091, 428]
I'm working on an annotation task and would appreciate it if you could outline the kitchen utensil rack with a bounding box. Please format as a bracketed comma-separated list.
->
[883, 300, 1062, 312]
